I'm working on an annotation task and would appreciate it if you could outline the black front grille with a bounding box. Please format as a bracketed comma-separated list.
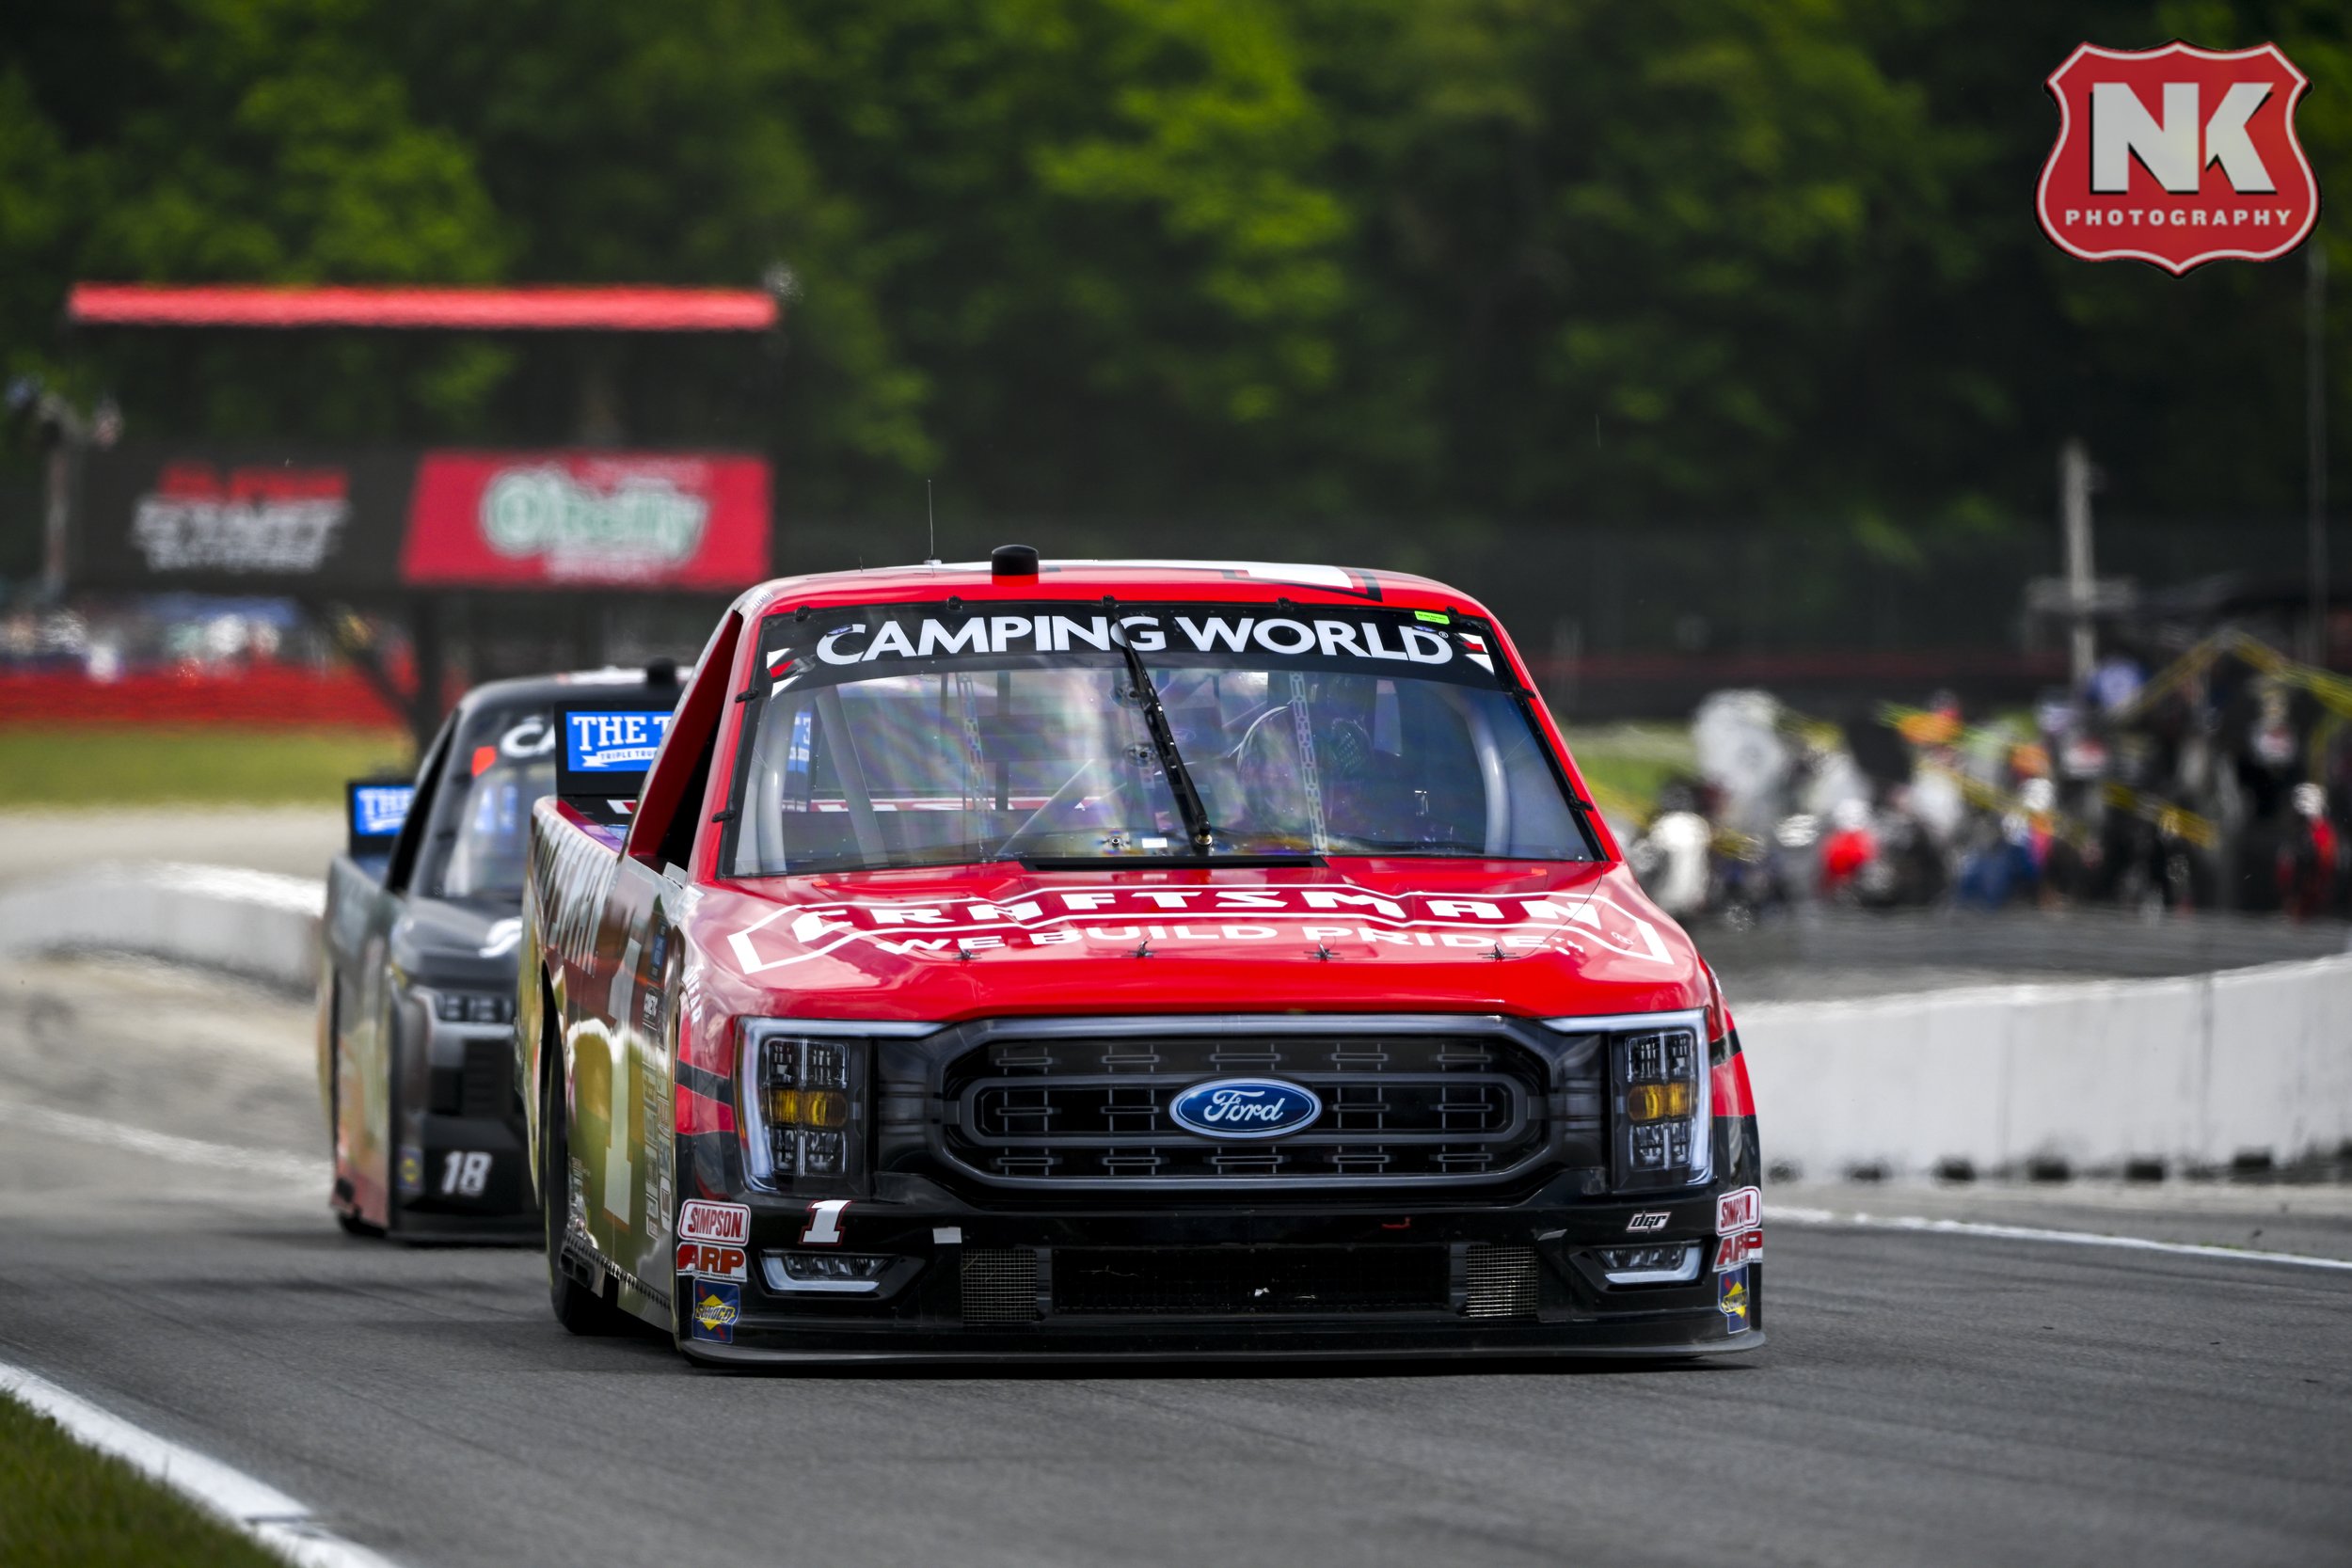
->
[1052, 1246, 1448, 1317]
[941, 1030, 1561, 1187]
[459, 1039, 511, 1117]
[961, 1249, 1041, 1323]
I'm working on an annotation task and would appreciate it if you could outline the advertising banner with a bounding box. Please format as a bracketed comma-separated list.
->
[72, 446, 771, 594]
[73, 446, 414, 591]
[401, 451, 769, 590]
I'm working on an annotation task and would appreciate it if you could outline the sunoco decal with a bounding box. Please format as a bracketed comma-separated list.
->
[723, 884, 1677, 971]
[1718, 1266, 1751, 1332]
[689, 1279, 740, 1343]
[564, 710, 675, 772]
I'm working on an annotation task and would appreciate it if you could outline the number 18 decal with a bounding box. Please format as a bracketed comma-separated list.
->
[441, 1150, 492, 1197]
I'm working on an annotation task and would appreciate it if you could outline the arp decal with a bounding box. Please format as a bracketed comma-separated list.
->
[1714, 1227, 1762, 1273]
[1718, 1266, 1751, 1333]
[724, 886, 1676, 973]
[689, 1280, 740, 1344]
[1716, 1186, 1761, 1235]
[678, 1199, 750, 1245]
[1626, 1212, 1670, 1234]
[801, 1198, 850, 1246]
[675, 1242, 748, 1283]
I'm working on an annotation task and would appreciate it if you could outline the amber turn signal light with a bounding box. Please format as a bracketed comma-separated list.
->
[767, 1087, 850, 1129]
[1625, 1081, 1693, 1124]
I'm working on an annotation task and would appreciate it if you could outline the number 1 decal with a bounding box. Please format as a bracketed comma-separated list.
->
[801, 1199, 850, 1245]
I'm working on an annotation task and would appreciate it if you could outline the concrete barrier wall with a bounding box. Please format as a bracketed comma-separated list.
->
[2, 861, 2344, 1176]
[1740, 955, 2352, 1177]
[0, 863, 323, 994]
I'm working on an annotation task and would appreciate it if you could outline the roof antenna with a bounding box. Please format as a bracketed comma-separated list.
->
[924, 479, 941, 566]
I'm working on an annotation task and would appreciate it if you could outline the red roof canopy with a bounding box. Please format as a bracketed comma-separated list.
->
[68, 283, 779, 332]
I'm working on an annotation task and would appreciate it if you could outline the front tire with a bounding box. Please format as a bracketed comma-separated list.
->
[542, 1049, 631, 1336]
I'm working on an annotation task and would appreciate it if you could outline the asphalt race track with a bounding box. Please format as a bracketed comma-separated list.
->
[3, 955, 2348, 1568]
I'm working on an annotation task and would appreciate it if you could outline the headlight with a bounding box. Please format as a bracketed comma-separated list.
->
[431, 990, 514, 1025]
[1542, 1008, 1712, 1192]
[739, 1023, 869, 1192]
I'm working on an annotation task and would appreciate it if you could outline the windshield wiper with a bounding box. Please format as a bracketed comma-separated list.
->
[1116, 629, 1216, 853]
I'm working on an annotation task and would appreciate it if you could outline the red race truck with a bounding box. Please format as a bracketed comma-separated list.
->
[518, 549, 1761, 1363]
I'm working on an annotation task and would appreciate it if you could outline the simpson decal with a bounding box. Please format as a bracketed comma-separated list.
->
[724, 885, 1676, 971]
[1716, 1186, 1761, 1235]
[689, 1279, 741, 1343]
[678, 1199, 750, 1245]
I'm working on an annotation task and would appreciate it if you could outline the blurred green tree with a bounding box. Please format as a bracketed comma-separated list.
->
[0, 0, 2341, 562]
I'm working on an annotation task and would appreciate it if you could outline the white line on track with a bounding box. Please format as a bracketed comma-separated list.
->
[0, 1359, 399, 1568]
[0, 1099, 314, 1184]
[1775, 1205, 2352, 1272]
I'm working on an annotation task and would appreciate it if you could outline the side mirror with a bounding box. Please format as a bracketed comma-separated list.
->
[346, 779, 416, 863]
[554, 702, 680, 826]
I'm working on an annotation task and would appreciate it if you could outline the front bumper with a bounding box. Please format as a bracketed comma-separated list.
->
[672, 1186, 1762, 1365]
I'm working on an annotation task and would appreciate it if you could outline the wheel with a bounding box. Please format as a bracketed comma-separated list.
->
[335, 1207, 383, 1239]
[543, 1045, 633, 1335]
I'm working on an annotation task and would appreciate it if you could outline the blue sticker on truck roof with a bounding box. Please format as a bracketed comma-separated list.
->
[350, 784, 415, 841]
[564, 709, 675, 773]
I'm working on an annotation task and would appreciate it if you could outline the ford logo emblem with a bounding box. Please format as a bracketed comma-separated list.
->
[1168, 1078, 1324, 1141]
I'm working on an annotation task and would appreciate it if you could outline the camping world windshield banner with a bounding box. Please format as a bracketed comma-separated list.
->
[403, 451, 770, 589]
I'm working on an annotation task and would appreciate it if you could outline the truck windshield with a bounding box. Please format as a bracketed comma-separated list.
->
[420, 706, 558, 902]
[728, 601, 1593, 876]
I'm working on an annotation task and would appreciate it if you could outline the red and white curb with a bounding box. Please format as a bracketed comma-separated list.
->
[0, 1360, 398, 1568]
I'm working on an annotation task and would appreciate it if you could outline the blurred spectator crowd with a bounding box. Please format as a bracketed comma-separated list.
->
[1626, 633, 2351, 925]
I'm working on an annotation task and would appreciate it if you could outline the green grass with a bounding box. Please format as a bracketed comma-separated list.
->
[0, 1395, 285, 1568]
[0, 728, 412, 808]
[1560, 721, 1695, 819]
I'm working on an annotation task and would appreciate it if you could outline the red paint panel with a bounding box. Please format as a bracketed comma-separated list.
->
[69, 283, 777, 332]
[675, 1084, 737, 1135]
[1711, 1052, 1755, 1119]
[402, 451, 769, 590]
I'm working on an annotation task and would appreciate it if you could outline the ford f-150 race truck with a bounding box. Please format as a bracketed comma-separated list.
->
[519, 550, 1762, 1361]
[320, 665, 680, 1239]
